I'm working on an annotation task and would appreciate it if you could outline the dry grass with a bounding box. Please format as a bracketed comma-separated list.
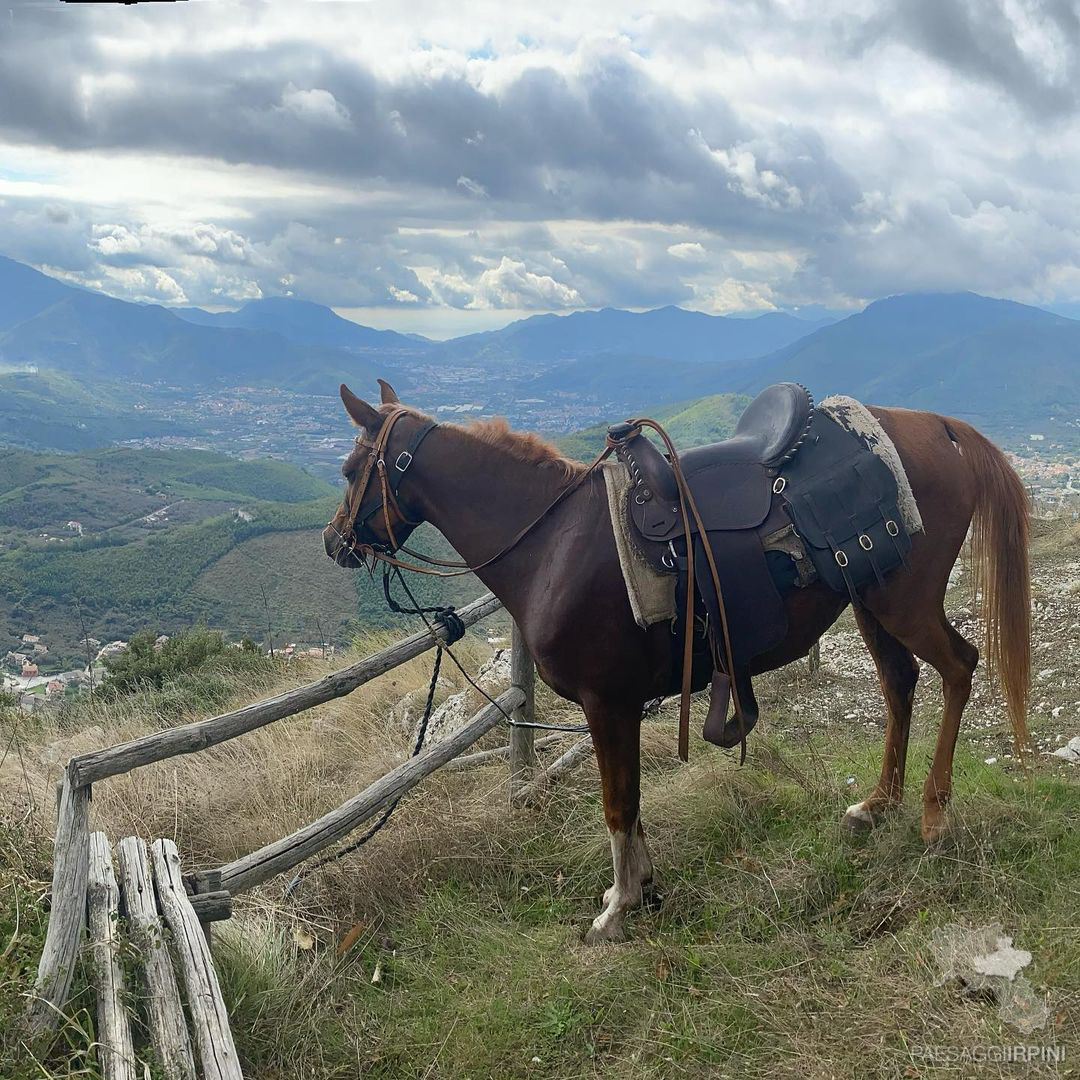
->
[2, 518, 1079, 1078]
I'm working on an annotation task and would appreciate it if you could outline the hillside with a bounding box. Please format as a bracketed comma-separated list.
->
[558, 392, 750, 460]
[0, 369, 191, 451]
[0, 447, 351, 667]
[734, 292, 1080, 438]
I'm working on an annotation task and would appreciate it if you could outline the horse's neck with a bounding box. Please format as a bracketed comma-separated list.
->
[412, 427, 588, 610]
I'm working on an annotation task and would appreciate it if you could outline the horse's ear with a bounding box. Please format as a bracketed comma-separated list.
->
[340, 384, 382, 432]
[377, 379, 400, 405]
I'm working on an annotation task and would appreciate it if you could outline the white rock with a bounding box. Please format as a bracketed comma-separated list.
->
[1050, 735, 1080, 763]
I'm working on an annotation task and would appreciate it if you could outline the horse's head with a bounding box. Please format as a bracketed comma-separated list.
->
[323, 379, 437, 568]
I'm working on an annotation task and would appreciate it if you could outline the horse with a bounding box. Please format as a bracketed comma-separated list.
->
[324, 379, 1031, 944]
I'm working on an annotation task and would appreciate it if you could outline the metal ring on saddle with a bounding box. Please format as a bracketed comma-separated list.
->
[835, 549, 849, 567]
[885, 520, 899, 536]
[859, 534, 873, 551]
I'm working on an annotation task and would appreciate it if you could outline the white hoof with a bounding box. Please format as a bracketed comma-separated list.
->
[841, 801, 875, 833]
[585, 910, 627, 945]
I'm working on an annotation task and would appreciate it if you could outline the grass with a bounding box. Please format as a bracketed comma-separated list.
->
[1, 519, 1079, 1078]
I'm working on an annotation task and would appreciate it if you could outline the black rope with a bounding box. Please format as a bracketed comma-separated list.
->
[390, 567, 590, 735]
[382, 563, 467, 644]
[282, 644, 444, 899]
[283, 565, 589, 897]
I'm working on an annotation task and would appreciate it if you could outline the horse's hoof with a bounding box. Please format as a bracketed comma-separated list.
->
[584, 917, 627, 946]
[841, 802, 876, 834]
[920, 817, 947, 846]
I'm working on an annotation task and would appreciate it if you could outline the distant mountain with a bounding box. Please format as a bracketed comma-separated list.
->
[733, 292, 1080, 428]
[0, 256, 399, 393]
[432, 305, 832, 367]
[0, 255, 78, 332]
[173, 296, 430, 352]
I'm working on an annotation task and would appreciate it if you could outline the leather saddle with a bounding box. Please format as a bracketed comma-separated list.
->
[608, 382, 910, 755]
[612, 382, 814, 544]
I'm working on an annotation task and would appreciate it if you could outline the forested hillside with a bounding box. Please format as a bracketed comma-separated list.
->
[558, 392, 750, 460]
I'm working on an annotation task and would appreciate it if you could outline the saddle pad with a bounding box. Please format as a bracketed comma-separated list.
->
[819, 396, 923, 534]
[602, 461, 677, 628]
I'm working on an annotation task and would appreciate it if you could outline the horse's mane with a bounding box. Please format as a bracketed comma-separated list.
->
[453, 417, 585, 479]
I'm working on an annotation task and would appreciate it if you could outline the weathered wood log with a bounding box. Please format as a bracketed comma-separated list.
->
[508, 623, 537, 802]
[445, 732, 567, 771]
[116, 837, 196, 1080]
[516, 737, 595, 806]
[219, 687, 524, 894]
[188, 891, 232, 924]
[186, 869, 226, 947]
[151, 840, 243, 1080]
[69, 592, 503, 787]
[87, 833, 137, 1080]
[28, 767, 91, 1036]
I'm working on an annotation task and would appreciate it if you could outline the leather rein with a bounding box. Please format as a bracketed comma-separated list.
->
[333, 407, 743, 762]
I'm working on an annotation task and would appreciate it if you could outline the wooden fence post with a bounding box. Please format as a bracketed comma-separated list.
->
[116, 837, 196, 1080]
[28, 766, 91, 1036]
[509, 622, 537, 803]
[152, 840, 243, 1080]
[87, 833, 136, 1080]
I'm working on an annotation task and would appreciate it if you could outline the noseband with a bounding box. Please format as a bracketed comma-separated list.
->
[334, 407, 438, 558]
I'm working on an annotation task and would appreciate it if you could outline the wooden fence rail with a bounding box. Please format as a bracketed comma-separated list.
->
[219, 687, 525, 894]
[68, 592, 503, 787]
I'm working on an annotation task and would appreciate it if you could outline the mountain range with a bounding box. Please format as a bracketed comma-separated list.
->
[0, 253, 1077, 448]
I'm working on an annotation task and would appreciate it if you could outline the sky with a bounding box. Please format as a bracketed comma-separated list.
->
[1, 0, 1078, 337]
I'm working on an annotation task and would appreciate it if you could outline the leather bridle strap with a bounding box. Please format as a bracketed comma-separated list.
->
[341, 408, 616, 578]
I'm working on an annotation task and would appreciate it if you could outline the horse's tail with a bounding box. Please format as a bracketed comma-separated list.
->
[952, 421, 1031, 754]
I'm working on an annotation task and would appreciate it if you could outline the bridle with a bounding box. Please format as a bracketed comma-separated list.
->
[331, 407, 439, 561]
[331, 405, 614, 578]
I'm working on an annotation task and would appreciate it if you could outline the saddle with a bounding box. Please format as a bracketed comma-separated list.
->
[608, 383, 912, 756]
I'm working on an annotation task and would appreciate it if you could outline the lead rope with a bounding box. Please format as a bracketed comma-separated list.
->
[282, 613, 455, 899]
[282, 565, 591, 897]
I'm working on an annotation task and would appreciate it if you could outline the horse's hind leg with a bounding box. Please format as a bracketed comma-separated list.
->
[842, 607, 920, 832]
[583, 696, 652, 945]
[913, 616, 979, 843]
[863, 605, 978, 844]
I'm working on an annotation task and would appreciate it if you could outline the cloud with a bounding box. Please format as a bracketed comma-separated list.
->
[0, 0, 1077, 320]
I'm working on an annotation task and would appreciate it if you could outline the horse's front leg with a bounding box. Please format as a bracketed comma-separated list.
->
[582, 696, 652, 945]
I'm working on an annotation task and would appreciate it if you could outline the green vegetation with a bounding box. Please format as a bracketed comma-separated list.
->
[0, 446, 343, 668]
[2, 514, 1077, 1077]
[0, 369, 184, 451]
[101, 624, 258, 694]
[212, 742, 1077, 1080]
[558, 392, 750, 460]
[4, 733, 1075, 1079]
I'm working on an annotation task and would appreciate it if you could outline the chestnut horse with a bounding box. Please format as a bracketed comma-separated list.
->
[325, 380, 1030, 944]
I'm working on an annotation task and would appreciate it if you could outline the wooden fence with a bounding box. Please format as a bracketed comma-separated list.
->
[28, 592, 589, 1078]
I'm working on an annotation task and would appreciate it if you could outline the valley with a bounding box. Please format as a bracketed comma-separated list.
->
[3, 254, 1079, 686]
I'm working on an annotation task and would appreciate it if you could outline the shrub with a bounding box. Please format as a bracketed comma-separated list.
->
[102, 623, 230, 693]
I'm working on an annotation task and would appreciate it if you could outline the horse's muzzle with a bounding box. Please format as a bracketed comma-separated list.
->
[323, 526, 362, 568]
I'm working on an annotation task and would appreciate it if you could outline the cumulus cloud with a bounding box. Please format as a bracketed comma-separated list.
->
[0, 0, 1077, 320]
